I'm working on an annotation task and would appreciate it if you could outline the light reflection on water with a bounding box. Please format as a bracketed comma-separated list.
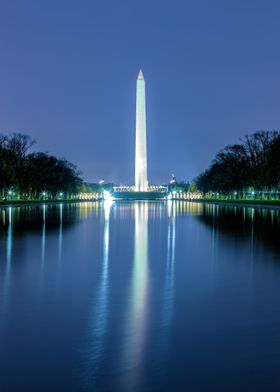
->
[163, 200, 176, 328]
[0, 201, 280, 392]
[58, 203, 63, 264]
[121, 202, 149, 391]
[2, 207, 13, 314]
[41, 204, 46, 268]
[81, 200, 112, 387]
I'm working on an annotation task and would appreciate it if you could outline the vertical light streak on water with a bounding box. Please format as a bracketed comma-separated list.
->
[54, 203, 64, 294]
[122, 202, 149, 392]
[82, 200, 112, 386]
[211, 204, 217, 258]
[1, 208, 13, 317]
[161, 200, 176, 332]
[251, 208, 255, 233]
[58, 203, 63, 265]
[41, 204, 46, 269]
[6, 207, 12, 269]
[6, 208, 13, 265]
[270, 209, 274, 225]
[250, 208, 255, 265]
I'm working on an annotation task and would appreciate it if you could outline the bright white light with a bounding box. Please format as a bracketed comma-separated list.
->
[59, 192, 63, 197]
[103, 191, 113, 202]
[42, 192, 46, 197]
[104, 199, 112, 220]
[167, 193, 172, 200]
[8, 190, 12, 195]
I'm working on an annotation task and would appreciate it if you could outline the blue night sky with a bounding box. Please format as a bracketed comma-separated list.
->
[0, 0, 279, 184]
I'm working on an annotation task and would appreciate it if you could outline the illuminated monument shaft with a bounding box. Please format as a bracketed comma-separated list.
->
[135, 70, 148, 191]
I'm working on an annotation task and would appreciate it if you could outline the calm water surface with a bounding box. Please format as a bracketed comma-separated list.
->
[0, 201, 280, 391]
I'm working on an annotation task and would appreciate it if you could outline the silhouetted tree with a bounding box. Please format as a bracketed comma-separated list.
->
[194, 130, 280, 197]
[0, 133, 83, 199]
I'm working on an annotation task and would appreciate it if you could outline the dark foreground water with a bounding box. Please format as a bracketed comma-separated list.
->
[1, 201, 280, 392]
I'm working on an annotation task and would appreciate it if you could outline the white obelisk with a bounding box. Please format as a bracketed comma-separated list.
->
[135, 69, 148, 191]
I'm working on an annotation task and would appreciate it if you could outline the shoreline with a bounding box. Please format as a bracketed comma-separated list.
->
[0, 199, 102, 209]
[186, 198, 280, 210]
[0, 198, 280, 210]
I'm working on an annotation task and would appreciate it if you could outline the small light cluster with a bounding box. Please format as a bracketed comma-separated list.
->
[78, 193, 102, 200]
[167, 192, 203, 200]
[113, 185, 168, 193]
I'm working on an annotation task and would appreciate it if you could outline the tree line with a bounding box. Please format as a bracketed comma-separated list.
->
[0, 133, 83, 199]
[194, 131, 280, 198]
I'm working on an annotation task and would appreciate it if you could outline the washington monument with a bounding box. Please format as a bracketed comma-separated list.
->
[135, 69, 148, 191]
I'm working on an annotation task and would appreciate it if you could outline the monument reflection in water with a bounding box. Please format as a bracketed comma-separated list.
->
[122, 202, 149, 390]
[80, 201, 178, 391]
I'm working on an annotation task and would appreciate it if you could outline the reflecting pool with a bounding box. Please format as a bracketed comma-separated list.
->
[0, 201, 280, 391]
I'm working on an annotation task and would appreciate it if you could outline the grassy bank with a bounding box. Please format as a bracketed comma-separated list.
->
[196, 198, 280, 207]
[0, 198, 101, 208]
